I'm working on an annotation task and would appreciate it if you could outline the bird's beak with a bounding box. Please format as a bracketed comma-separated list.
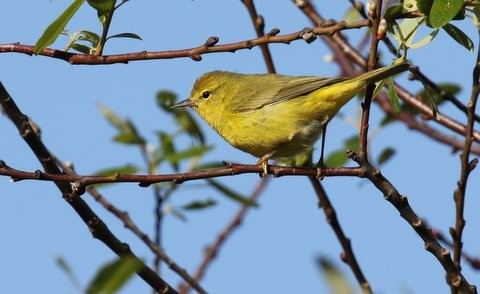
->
[171, 98, 196, 109]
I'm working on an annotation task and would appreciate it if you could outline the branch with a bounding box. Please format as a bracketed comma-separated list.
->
[177, 179, 270, 294]
[347, 150, 476, 293]
[294, 0, 480, 146]
[0, 82, 178, 294]
[241, 0, 276, 73]
[57, 161, 207, 294]
[451, 29, 480, 281]
[0, 160, 364, 187]
[309, 178, 372, 293]
[0, 20, 369, 64]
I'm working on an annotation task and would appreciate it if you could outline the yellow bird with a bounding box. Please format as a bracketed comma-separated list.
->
[173, 61, 408, 174]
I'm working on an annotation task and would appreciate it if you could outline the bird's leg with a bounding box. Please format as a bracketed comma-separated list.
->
[316, 125, 327, 179]
[257, 151, 275, 178]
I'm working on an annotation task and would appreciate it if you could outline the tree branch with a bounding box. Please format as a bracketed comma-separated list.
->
[0, 82, 178, 294]
[309, 178, 372, 293]
[0, 20, 369, 64]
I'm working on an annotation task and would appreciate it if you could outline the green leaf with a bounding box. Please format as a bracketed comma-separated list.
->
[191, 161, 227, 170]
[98, 104, 146, 145]
[107, 32, 143, 41]
[344, 135, 359, 150]
[93, 164, 139, 176]
[343, 7, 361, 23]
[182, 199, 217, 210]
[325, 135, 357, 167]
[387, 77, 401, 113]
[113, 128, 145, 145]
[443, 23, 474, 51]
[416, 82, 461, 105]
[77, 30, 101, 43]
[429, 0, 464, 28]
[419, 81, 440, 120]
[206, 179, 258, 207]
[377, 147, 396, 165]
[317, 257, 353, 294]
[416, 0, 433, 15]
[162, 145, 213, 164]
[324, 149, 348, 167]
[174, 111, 205, 143]
[87, 0, 114, 14]
[34, 0, 86, 54]
[87, 257, 143, 294]
[98, 104, 128, 131]
[153, 132, 178, 170]
[55, 256, 82, 290]
[156, 91, 178, 111]
[71, 43, 92, 54]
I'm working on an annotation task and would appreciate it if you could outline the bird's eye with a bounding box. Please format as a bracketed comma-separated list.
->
[201, 91, 211, 99]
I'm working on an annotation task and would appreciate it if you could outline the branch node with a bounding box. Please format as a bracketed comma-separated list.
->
[33, 169, 44, 179]
[292, 0, 308, 8]
[138, 182, 151, 187]
[346, 149, 358, 162]
[0, 160, 6, 168]
[451, 275, 462, 287]
[204, 36, 219, 47]
[189, 53, 202, 62]
[468, 158, 478, 172]
[411, 217, 422, 228]
[300, 27, 317, 43]
[72, 181, 86, 196]
[255, 15, 264, 29]
[267, 28, 280, 36]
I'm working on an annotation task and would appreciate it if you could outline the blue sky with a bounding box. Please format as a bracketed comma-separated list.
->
[1, 1, 479, 293]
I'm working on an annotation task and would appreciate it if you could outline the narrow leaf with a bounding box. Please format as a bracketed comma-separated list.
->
[324, 149, 348, 167]
[71, 43, 92, 54]
[113, 131, 145, 145]
[156, 91, 178, 111]
[377, 147, 396, 165]
[87, 257, 143, 294]
[443, 23, 474, 52]
[416, 0, 433, 15]
[429, 0, 464, 28]
[162, 145, 213, 163]
[98, 104, 128, 131]
[207, 179, 258, 207]
[93, 164, 139, 176]
[317, 257, 353, 294]
[419, 82, 440, 120]
[87, 0, 114, 14]
[344, 135, 359, 150]
[174, 110, 205, 144]
[387, 77, 401, 113]
[107, 33, 143, 40]
[182, 199, 217, 210]
[34, 0, 86, 54]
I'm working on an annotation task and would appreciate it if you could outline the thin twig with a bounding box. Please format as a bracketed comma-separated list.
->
[241, 0, 276, 73]
[309, 178, 372, 293]
[346, 149, 476, 293]
[433, 229, 480, 270]
[358, 0, 383, 157]
[294, 0, 480, 145]
[0, 82, 178, 294]
[0, 20, 369, 64]
[451, 30, 480, 287]
[177, 178, 270, 294]
[0, 160, 364, 185]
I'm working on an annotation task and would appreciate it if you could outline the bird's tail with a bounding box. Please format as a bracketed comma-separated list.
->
[354, 61, 410, 86]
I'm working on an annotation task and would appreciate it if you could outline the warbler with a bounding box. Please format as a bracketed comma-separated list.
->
[172, 61, 409, 174]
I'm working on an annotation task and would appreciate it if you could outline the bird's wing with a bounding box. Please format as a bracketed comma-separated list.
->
[232, 75, 347, 113]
